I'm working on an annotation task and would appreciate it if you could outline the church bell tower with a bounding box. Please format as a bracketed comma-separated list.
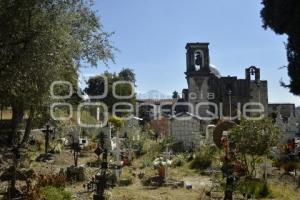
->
[185, 43, 212, 117]
[186, 43, 210, 75]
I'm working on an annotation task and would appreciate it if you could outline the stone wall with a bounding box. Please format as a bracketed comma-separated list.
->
[170, 115, 204, 150]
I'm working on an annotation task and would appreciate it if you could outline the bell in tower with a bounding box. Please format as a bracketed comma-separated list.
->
[245, 66, 260, 82]
[186, 43, 210, 74]
[195, 51, 203, 70]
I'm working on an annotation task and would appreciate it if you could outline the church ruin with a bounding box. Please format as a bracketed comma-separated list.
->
[182, 42, 268, 118]
[169, 42, 299, 149]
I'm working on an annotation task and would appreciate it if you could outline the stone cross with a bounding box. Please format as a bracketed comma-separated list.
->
[163, 147, 171, 181]
[110, 127, 123, 178]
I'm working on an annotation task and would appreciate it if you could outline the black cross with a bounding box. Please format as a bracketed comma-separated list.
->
[93, 131, 109, 200]
[68, 134, 81, 167]
[41, 125, 55, 154]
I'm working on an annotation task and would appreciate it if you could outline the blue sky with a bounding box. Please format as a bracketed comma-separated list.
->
[83, 0, 300, 105]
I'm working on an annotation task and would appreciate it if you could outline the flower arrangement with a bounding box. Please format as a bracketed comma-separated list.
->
[153, 157, 172, 178]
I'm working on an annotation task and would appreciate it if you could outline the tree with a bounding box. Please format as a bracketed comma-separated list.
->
[0, 0, 114, 145]
[119, 68, 136, 85]
[150, 117, 170, 138]
[261, 0, 300, 95]
[229, 118, 280, 177]
[172, 91, 179, 99]
[108, 115, 124, 130]
[84, 69, 136, 114]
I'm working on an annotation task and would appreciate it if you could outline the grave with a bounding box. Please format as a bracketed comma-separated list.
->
[36, 124, 56, 162]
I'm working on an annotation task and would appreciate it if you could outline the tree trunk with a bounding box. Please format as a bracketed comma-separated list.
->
[242, 154, 250, 175]
[21, 106, 35, 145]
[10, 103, 24, 145]
[0, 105, 3, 120]
[224, 165, 234, 200]
[74, 150, 78, 167]
[224, 189, 233, 200]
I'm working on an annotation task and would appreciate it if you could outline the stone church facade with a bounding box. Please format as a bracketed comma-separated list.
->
[170, 42, 298, 149]
[182, 42, 268, 118]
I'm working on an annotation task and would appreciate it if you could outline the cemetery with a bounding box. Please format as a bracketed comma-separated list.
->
[1, 106, 300, 199]
[1, 0, 300, 200]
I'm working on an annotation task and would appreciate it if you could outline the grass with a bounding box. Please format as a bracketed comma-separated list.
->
[110, 184, 203, 200]
[0, 108, 33, 120]
[3, 129, 300, 200]
[0, 109, 12, 119]
[169, 162, 200, 178]
[41, 186, 72, 200]
[268, 181, 300, 200]
[36, 150, 300, 200]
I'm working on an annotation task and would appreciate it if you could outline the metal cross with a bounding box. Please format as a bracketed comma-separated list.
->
[41, 124, 55, 154]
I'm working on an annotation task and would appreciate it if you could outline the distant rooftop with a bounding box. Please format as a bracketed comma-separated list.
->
[137, 99, 177, 104]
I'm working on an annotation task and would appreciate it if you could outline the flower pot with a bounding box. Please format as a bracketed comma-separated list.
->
[158, 165, 166, 179]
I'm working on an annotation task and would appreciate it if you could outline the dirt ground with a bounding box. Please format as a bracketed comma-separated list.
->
[0, 147, 210, 200]
[1, 146, 300, 200]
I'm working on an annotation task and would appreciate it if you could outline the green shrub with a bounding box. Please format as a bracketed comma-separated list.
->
[141, 159, 153, 168]
[133, 142, 144, 157]
[41, 186, 72, 200]
[237, 179, 271, 198]
[106, 172, 117, 187]
[142, 139, 162, 159]
[189, 144, 217, 170]
[171, 142, 185, 153]
[141, 175, 152, 186]
[189, 150, 212, 170]
[171, 155, 186, 167]
[118, 168, 133, 186]
[118, 178, 133, 186]
[189, 155, 212, 170]
[259, 182, 270, 198]
[141, 175, 163, 186]
[131, 134, 148, 157]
